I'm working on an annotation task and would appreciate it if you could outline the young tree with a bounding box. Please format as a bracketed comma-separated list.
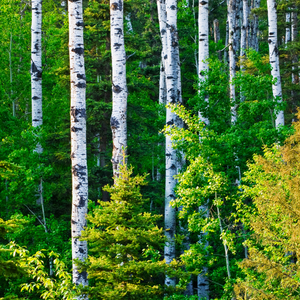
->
[110, 0, 127, 179]
[69, 0, 88, 294]
[81, 163, 184, 299]
[267, 0, 284, 127]
[235, 113, 300, 299]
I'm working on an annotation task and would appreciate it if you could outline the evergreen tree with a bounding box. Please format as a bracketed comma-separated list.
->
[81, 161, 186, 299]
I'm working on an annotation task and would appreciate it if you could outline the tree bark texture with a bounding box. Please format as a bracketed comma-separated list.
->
[164, 0, 180, 287]
[285, 10, 291, 44]
[291, 6, 298, 85]
[110, 0, 127, 179]
[69, 0, 88, 293]
[235, 0, 241, 56]
[240, 0, 248, 60]
[198, 0, 209, 126]
[267, 0, 284, 127]
[31, 0, 43, 140]
[251, 0, 260, 51]
[228, 0, 237, 124]
[158, 0, 167, 106]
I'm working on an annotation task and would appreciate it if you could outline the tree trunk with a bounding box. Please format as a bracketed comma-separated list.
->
[157, 0, 167, 106]
[240, 0, 248, 63]
[291, 5, 298, 85]
[164, 0, 180, 288]
[235, 0, 241, 57]
[69, 0, 89, 294]
[267, 0, 284, 127]
[228, 0, 237, 124]
[198, 0, 209, 126]
[214, 19, 221, 60]
[31, 0, 43, 146]
[224, 20, 229, 64]
[251, 0, 260, 51]
[285, 9, 291, 44]
[110, 0, 127, 179]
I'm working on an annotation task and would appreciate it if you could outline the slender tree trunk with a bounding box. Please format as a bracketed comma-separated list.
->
[228, 0, 237, 124]
[164, 0, 180, 287]
[197, 1, 210, 298]
[251, 0, 260, 51]
[31, 0, 44, 212]
[267, 0, 284, 127]
[285, 9, 291, 44]
[198, 0, 209, 126]
[157, 0, 167, 106]
[110, 0, 127, 179]
[31, 0, 43, 146]
[240, 0, 248, 63]
[224, 20, 229, 64]
[235, 0, 241, 57]
[214, 19, 221, 60]
[240, 0, 248, 102]
[69, 0, 88, 294]
[291, 5, 298, 85]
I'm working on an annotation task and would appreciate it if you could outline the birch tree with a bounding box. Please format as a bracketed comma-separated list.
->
[267, 0, 284, 127]
[198, 1, 210, 297]
[164, 0, 180, 287]
[110, 0, 127, 179]
[157, 0, 167, 106]
[31, 0, 42, 150]
[69, 0, 88, 293]
[240, 0, 248, 68]
[285, 9, 291, 44]
[228, 0, 237, 123]
[291, 5, 297, 85]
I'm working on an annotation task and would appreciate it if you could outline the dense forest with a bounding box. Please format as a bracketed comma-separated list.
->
[1, 0, 300, 299]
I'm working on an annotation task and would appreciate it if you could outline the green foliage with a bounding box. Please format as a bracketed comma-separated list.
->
[81, 162, 187, 299]
[234, 112, 300, 299]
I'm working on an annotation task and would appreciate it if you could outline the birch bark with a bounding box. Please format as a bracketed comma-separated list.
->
[291, 6, 297, 85]
[164, 0, 180, 287]
[240, 0, 248, 64]
[251, 0, 260, 51]
[198, 0, 209, 126]
[267, 0, 284, 127]
[157, 0, 167, 106]
[31, 0, 43, 147]
[69, 0, 88, 293]
[285, 10, 291, 44]
[198, 2, 210, 298]
[110, 0, 127, 179]
[228, 0, 237, 123]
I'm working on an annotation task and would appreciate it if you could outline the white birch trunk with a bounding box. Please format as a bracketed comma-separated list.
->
[198, 0, 209, 126]
[31, 0, 43, 150]
[228, 0, 237, 124]
[291, 6, 297, 85]
[164, 0, 180, 287]
[267, 0, 284, 127]
[110, 0, 127, 179]
[251, 0, 260, 51]
[235, 0, 241, 57]
[285, 10, 291, 44]
[198, 2, 210, 298]
[158, 0, 168, 106]
[69, 0, 88, 293]
[240, 0, 248, 63]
